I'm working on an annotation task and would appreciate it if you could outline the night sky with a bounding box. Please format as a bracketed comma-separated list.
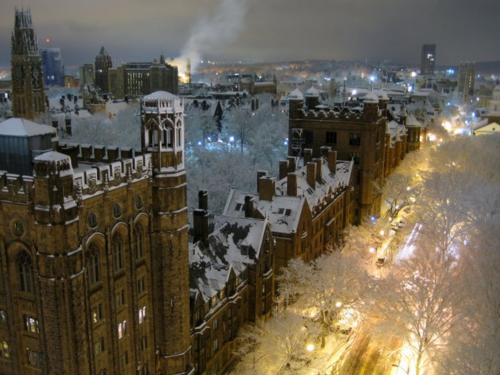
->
[1, 0, 499, 70]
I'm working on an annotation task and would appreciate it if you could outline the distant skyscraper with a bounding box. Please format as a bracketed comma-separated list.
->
[79, 63, 94, 87]
[94, 46, 112, 92]
[41, 47, 65, 86]
[11, 8, 46, 119]
[457, 62, 475, 103]
[421, 44, 436, 75]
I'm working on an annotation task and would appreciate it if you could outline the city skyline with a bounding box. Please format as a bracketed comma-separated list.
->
[0, 0, 499, 71]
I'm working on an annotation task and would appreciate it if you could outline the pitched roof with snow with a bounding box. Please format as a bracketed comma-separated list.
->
[143, 91, 178, 101]
[0, 118, 56, 137]
[189, 215, 269, 302]
[288, 88, 304, 100]
[278, 158, 353, 213]
[305, 86, 320, 97]
[223, 157, 354, 233]
[363, 92, 379, 103]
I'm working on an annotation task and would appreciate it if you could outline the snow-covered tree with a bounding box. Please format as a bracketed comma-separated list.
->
[186, 146, 257, 213]
[184, 106, 219, 148]
[368, 244, 460, 375]
[435, 222, 500, 375]
[234, 310, 321, 375]
[223, 107, 255, 153]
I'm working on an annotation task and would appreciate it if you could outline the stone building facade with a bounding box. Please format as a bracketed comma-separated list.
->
[189, 193, 275, 374]
[0, 91, 193, 374]
[224, 150, 355, 274]
[288, 88, 386, 223]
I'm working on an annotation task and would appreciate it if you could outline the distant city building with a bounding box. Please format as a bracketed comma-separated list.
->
[64, 74, 78, 88]
[40, 47, 65, 86]
[457, 62, 475, 103]
[94, 46, 112, 93]
[108, 55, 178, 99]
[79, 63, 94, 87]
[420, 44, 436, 76]
[11, 8, 46, 119]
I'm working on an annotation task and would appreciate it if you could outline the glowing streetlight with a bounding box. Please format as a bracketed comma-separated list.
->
[369, 247, 376, 254]
[336, 301, 343, 308]
[306, 343, 315, 352]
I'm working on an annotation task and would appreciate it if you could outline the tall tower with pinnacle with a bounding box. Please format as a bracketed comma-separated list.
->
[11, 8, 46, 119]
[95, 46, 112, 93]
[140, 91, 192, 374]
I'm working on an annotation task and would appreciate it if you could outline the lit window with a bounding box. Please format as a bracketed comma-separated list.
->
[0, 310, 6, 325]
[1, 341, 10, 358]
[118, 321, 127, 339]
[23, 315, 39, 334]
[138, 307, 146, 324]
[94, 338, 105, 355]
[92, 305, 103, 324]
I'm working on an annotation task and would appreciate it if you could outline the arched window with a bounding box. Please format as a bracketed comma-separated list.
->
[88, 243, 100, 284]
[134, 225, 144, 259]
[113, 234, 124, 271]
[166, 127, 173, 148]
[17, 252, 33, 293]
[177, 126, 182, 147]
[151, 129, 159, 147]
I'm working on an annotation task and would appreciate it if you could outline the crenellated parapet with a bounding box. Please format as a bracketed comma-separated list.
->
[0, 171, 34, 203]
[296, 106, 383, 123]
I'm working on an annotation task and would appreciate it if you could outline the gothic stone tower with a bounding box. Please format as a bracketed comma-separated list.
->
[141, 91, 192, 374]
[95, 46, 112, 93]
[11, 8, 46, 120]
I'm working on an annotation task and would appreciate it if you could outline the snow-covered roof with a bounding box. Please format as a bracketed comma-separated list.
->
[223, 157, 354, 233]
[305, 86, 320, 97]
[288, 88, 304, 100]
[189, 215, 268, 302]
[0, 118, 56, 137]
[363, 92, 379, 103]
[34, 151, 71, 163]
[143, 91, 178, 100]
[373, 90, 389, 100]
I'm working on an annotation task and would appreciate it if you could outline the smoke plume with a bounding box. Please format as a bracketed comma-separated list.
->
[170, 0, 248, 77]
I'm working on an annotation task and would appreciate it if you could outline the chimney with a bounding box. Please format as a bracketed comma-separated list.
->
[60, 145, 79, 168]
[65, 112, 72, 136]
[306, 162, 316, 189]
[304, 148, 313, 164]
[287, 156, 296, 172]
[314, 158, 323, 183]
[287, 173, 297, 197]
[259, 177, 276, 201]
[198, 190, 208, 210]
[279, 160, 289, 180]
[256, 170, 267, 193]
[320, 146, 331, 157]
[244, 195, 254, 218]
[193, 209, 209, 246]
[328, 150, 337, 174]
